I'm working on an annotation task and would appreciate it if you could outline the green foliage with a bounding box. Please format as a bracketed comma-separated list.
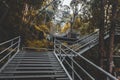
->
[0, 0, 54, 48]
[61, 22, 70, 33]
[2, 0, 119, 48]
[34, 24, 49, 35]
[73, 17, 94, 36]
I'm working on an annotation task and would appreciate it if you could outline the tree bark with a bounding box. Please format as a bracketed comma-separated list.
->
[99, 0, 106, 68]
[107, 0, 118, 74]
[69, 12, 76, 38]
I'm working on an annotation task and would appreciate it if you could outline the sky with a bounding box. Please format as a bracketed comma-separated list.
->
[62, 0, 72, 6]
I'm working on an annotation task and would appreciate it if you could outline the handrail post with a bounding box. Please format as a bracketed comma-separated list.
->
[17, 36, 21, 52]
[59, 44, 62, 60]
[8, 41, 14, 60]
[54, 37, 56, 54]
[71, 57, 74, 80]
[11, 40, 13, 46]
[8, 42, 14, 59]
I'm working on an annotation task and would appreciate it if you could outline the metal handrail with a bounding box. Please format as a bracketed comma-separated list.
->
[74, 37, 98, 52]
[54, 40, 94, 80]
[54, 49, 73, 80]
[0, 36, 20, 46]
[74, 31, 98, 44]
[0, 36, 20, 72]
[59, 26, 118, 46]
[69, 31, 99, 49]
[54, 39, 118, 80]
[69, 30, 110, 54]
[0, 41, 18, 55]
[62, 35, 99, 55]
[72, 29, 109, 45]
[60, 48, 95, 79]
[0, 46, 18, 63]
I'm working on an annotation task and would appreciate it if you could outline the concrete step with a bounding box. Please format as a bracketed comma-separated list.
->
[0, 51, 70, 80]
[56, 78, 70, 80]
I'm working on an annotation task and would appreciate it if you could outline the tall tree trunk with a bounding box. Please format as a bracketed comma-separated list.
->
[69, 13, 75, 38]
[107, 0, 118, 74]
[99, 0, 106, 68]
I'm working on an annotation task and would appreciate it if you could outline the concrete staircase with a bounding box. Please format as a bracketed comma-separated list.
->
[0, 51, 70, 80]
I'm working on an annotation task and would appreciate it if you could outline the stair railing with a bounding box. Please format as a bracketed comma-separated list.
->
[54, 38, 118, 80]
[0, 36, 21, 72]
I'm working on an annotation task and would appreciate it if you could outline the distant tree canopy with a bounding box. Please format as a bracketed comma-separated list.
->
[0, 0, 54, 48]
[0, 0, 119, 48]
